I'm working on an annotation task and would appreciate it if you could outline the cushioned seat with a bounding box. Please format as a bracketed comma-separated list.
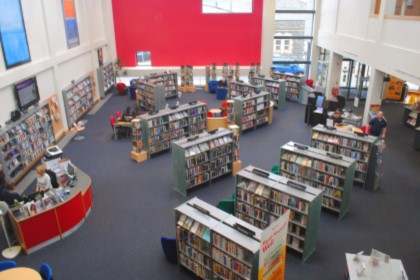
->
[208, 80, 218, 93]
[39, 263, 53, 280]
[216, 87, 227, 100]
[217, 199, 235, 214]
[0, 261, 17, 272]
[161, 237, 178, 265]
[271, 164, 280, 175]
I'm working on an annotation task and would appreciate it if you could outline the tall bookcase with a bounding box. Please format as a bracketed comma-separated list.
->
[310, 124, 380, 191]
[250, 76, 286, 110]
[175, 197, 262, 280]
[233, 91, 271, 134]
[270, 71, 303, 103]
[235, 165, 322, 261]
[96, 62, 115, 99]
[172, 128, 234, 196]
[62, 74, 95, 128]
[145, 72, 178, 98]
[280, 141, 356, 220]
[228, 81, 265, 99]
[139, 102, 207, 158]
[0, 103, 55, 183]
[136, 81, 166, 111]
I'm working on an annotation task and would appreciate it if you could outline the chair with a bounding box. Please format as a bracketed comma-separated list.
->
[116, 111, 121, 119]
[0, 261, 17, 272]
[39, 262, 53, 280]
[337, 95, 346, 111]
[160, 237, 178, 265]
[217, 199, 235, 215]
[216, 87, 227, 100]
[208, 80, 218, 93]
[271, 164, 280, 175]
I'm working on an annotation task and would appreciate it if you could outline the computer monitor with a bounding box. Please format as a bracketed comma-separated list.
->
[316, 95, 325, 109]
[67, 163, 76, 176]
[24, 191, 44, 203]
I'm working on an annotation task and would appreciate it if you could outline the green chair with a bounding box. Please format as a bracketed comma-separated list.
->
[271, 164, 280, 175]
[217, 199, 235, 215]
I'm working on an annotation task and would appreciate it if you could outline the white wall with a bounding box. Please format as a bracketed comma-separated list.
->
[317, 0, 420, 86]
[0, 0, 116, 131]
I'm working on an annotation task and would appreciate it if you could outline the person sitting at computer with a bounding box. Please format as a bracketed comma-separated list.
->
[2, 181, 23, 205]
[332, 110, 343, 125]
[36, 165, 53, 192]
[218, 78, 227, 88]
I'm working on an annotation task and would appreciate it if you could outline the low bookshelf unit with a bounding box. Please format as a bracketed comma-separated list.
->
[136, 80, 166, 111]
[96, 62, 115, 99]
[279, 141, 356, 220]
[145, 71, 178, 98]
[228, 81, 264, 99]
[250, 76, 286, 110]
[270, 71, 304, 103]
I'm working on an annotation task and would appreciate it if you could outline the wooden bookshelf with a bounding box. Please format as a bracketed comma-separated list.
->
[228, 81, 265, 99]
[96, 62, 115, 99]
[250, 76, 286, 110]
[0, 103, 55, 183]
[138, 102, 207, 159]
[172, 128, 234, 196]
[136, 80, 166, 111]
[175, 197, 262, 280]
[62, 74, 95, 128]
[145, 72, 178, 98]
[310, 124, 380, 191]
[233, 91, 271, 134]
[280, 141, 356, 220]
[270, 71, 304, 103]
[235, 165, 322, 261]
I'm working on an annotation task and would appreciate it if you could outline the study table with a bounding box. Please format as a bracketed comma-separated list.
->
[8, 165, 93, 255]
[0, 267, 42, 280]
[113, 121, 132, 139]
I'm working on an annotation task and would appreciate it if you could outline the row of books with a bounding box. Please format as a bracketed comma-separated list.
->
[179, 254, 211, 280]
[236, 189, 269, 210]
[271, 191, 309, 213]
[236, 212, 268, 230]
[184, 136, 233, 158]
[212, 247, 251, 278]
[237, 180, 271, 198]
[313, 133, 371, 152]
[177, 215, 211, 243]
[237, 201, 268, 222]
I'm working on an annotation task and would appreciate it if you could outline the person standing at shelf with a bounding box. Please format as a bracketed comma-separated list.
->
[2, 181, 23, 205]
[35, 165, 52, 192]
[368, 111, 387, 139]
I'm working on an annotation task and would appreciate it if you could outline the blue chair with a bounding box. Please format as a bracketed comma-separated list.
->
[39, 263, 53, 280]
[208, 80, 218, 93]
[161, 237, 178, 265]
[216, 87, 227, 100]
[0, 261, 17, 272]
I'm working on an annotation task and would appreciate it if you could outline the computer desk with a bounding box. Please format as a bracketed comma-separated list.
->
[113, 121, 131, 140]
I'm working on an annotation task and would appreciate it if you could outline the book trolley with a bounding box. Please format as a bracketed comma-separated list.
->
[62, 74, 95, 128]
[175, 197, 262, 280]
[96, 62, 115, 99]
[270, 71, 304, 103]
[172, 128, 234, 196]
[227, 81, 265, 100]
[310, 124, 380, 191]
[135, 101, 207, 159]
[235, 165, 322, 261]
[233, 91, 271, 134]
[280, 141, 356, 220]
[145, 71, 178, 98]
[0, 103, 55, 183]
[250, 76, 286, 110]
[136, 80, 166, 111]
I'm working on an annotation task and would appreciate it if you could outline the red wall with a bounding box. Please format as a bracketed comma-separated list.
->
[112, 0, 263, 67]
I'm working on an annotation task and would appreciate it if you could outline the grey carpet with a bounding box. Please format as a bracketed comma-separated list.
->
[4, 91, 420, 280]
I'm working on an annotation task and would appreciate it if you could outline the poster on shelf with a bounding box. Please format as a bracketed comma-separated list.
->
[258, 209, 289, 280]
[0, 0, 31, 68]
[62, 0, 80, 48]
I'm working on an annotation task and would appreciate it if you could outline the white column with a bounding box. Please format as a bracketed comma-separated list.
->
[260, 0, 276, 77]
[362, 69, 384, 125]
[309, 0, 323, 80]
[325, 52, 342, 99]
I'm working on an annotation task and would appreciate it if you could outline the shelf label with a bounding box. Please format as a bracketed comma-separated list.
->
[286, 180, 306, 191]
[327, 152, 343, 160]
[293, 143, 308, 150]
[252, 168, 270, 178]
[233, 223, 255, 237]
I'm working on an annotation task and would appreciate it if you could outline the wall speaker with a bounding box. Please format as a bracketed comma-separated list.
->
[10, 110, 21, 122]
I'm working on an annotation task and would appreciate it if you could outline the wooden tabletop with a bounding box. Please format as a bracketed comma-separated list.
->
[0, 267, 42, 280]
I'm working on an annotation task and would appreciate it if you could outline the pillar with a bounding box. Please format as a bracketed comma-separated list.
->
[325, 52, 343, 99]
[362, 69, 385, 125]
[260, 0, 276, 77]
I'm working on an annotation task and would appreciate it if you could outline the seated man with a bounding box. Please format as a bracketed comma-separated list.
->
[218, 78, 227, 88]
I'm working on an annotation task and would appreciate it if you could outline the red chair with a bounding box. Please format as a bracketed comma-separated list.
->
[361, 125, 370, 134]
[110, 116, 117, 139]
[116, 111, 121, 119]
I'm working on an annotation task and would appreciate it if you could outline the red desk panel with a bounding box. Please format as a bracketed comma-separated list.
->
[56, 192, 85, 234]
[82, 186, 93, 214]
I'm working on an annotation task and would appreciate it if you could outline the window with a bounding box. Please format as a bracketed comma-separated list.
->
[136, 51, 151, 66]
[283, 40, 290, 51]
[203, 0, 253, 14]
[275, 40, 281, 51]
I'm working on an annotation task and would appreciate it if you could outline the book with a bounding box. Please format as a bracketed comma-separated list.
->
[183, 217, 194, 230]
[190, 221, 199, 234]
[177, 214, 187, 226]
[202, 227, 211, 242]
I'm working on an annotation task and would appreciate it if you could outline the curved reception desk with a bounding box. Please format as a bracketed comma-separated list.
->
[8, 168, 93, 255]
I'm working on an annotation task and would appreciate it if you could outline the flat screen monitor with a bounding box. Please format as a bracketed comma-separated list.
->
[316, 95, 325, 109]
[14, 77, 40, 111]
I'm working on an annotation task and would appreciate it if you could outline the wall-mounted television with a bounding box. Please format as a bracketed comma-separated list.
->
[14, 77, 40, 111]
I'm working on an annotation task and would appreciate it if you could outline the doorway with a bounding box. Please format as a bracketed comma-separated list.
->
[339, 59, 370, 101]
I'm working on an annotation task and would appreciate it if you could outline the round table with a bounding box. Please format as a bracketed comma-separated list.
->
[0, 267, 42, 280]
[209, 108, 222, 117]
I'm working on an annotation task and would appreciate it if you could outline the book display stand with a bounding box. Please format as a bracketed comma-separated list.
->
[175, 197, 262, 280]
[234, 165, 322, 261]
[280, 141, 356, 220]
[136, 80, 166, 111]
[227, 124, 241, 176]
[250, 76, 286, 110]
[310, 124, 380, 191]
[222, 63, 229, 80]
[0, 103, 55, 183]
[96, 62, 115, 99]
[62, 74, 95, 128]
[180, 65, 195, 93]
[172, 128, 234, 196]
[145, 72, 178, 98]
[130, 118, 147, 163]
[248, 63, 256, 82]
[233, 91, 271, 134]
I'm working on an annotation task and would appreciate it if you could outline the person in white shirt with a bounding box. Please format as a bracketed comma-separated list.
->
[36, 165, 52, 192]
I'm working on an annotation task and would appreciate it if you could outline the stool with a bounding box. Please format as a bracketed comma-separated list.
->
[216, 87, 227, 100]
[71, 126, 85, 141]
